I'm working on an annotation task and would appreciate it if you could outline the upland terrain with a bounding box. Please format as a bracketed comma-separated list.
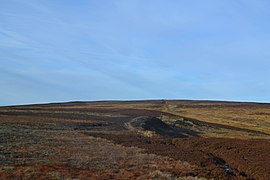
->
[0, 100, 269, 179]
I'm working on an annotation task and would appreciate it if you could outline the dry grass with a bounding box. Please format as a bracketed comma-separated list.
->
[154, 101, 270, 138]
[0, 114, 196, 179]
[1, 100, 270, 179]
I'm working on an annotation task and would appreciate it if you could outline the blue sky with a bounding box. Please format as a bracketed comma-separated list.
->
[1, 0, 270, 105]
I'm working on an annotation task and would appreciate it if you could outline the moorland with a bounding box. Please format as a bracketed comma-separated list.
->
[0, 100, 269, 179]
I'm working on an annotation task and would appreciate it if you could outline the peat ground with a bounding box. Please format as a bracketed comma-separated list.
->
[0, 100, 270, 179]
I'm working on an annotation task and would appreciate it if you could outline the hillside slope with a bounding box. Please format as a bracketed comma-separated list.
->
[0, 100, 269, 179]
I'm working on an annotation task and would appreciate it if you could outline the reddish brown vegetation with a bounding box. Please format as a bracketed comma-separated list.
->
[87, 132, 270, 179]
[0, 100, 270, 179]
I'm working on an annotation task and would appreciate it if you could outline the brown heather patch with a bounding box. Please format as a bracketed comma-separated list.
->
[1, 100, 270, 179]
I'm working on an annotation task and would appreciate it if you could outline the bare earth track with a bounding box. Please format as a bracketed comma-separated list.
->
[0, 100, 269, 179]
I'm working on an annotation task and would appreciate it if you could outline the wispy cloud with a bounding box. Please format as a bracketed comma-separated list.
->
[1, 0, 270, 105]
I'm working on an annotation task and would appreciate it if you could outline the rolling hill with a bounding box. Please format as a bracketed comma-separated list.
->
[0, 100, 269, 179]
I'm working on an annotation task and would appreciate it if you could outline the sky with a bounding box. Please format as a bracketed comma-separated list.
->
[1, 0, 270, 105]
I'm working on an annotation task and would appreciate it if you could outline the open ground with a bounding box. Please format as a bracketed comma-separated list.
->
[0, 100, 269, 179]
